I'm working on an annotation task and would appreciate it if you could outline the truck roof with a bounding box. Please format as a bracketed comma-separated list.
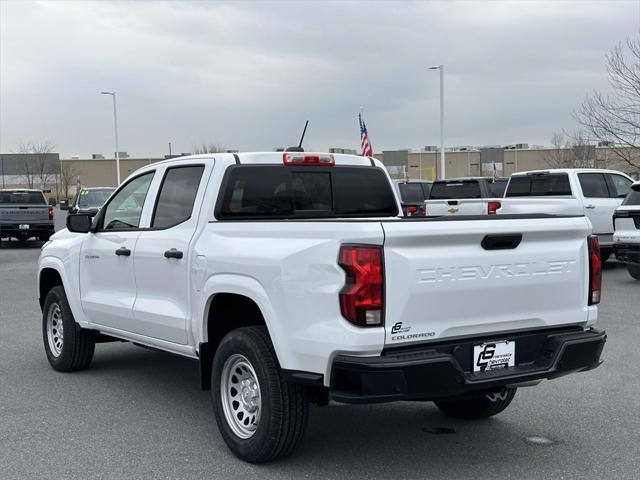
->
[151, 152, 378, 168]
[511, 168, 630, 176]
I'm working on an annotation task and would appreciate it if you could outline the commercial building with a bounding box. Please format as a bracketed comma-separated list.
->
[1, 145, 639, 200]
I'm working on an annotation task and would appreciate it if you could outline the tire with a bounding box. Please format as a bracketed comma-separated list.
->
[627, 264, 640, 281]
[434, 388, 517, 420]
[42, 286, 95, 371]
[212, 326, 309, 463]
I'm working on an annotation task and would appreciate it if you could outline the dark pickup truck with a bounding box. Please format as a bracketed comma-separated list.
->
[0, 189, 54, 245]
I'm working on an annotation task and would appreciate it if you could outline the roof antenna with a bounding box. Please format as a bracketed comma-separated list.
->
[285, 120, 309, 152]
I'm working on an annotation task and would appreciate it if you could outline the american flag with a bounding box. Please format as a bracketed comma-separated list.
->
[359, 112, 373, 157]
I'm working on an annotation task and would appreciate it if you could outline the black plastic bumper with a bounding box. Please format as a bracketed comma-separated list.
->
[614, 243, 640, 265]
[330, 327, 606, 404]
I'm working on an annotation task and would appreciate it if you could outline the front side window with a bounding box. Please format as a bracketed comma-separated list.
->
[608, 174, 633, 199]
[152, 165, 205, 229]
[101, 172, 154, 230]
[579, 173, 610, 198]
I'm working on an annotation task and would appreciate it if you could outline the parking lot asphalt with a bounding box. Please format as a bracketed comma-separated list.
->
[1, 210, 639, 480]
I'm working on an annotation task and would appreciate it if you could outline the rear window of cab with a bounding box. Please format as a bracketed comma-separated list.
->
[506, 173, 572, 197]
[216, 165, 398, 219]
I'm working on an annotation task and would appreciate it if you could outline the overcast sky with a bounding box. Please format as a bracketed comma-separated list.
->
[1, 0, 638, 158]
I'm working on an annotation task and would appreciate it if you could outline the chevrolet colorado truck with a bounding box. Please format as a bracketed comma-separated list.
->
[0, 189, 54, 246]
[38, 152, 606, 463]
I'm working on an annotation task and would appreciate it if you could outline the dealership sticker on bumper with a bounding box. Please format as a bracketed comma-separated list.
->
[473, 341, 515, 372]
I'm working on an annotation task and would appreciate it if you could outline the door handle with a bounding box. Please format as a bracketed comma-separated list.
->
[115, 247, 131, 256]
[164, 248, 183, 259]
[585, 204, 596, 209]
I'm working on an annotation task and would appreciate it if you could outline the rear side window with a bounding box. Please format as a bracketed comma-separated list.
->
[152, 165, 205, 229]
[399, 183, 427, 203]
[0, 191, 46, 204]
[216, 166, 398, 219]
[579, 173, 610, 198]
[488, 179, 508, 197]
[429, 180, 481, 200]
[608, 174, 633, 199]
[622, 186, 640, 206]
[506, 174, 572, 197]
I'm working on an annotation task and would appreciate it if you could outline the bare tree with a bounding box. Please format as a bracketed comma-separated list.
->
[543, 131, 597, 168]
[576, 36, 640, 169]
[192, 142, 227, 154]
[59, 161, 80, 200]
[17, 141, 57, 189]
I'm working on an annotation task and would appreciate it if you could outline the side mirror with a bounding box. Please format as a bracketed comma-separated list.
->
[48, 198, 57, 207]
[67, 214, 93, 233]
[59, 200, 69, 211]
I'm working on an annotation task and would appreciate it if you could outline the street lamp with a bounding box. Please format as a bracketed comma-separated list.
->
[100, 91, 121, 185]
[429, 65, 445, 180]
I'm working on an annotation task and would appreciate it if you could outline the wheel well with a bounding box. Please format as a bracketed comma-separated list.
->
[200, 293, 268, 390]
[39, 268, 63, 310]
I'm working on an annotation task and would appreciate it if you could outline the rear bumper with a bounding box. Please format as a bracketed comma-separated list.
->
[0, 224, 54, 238]
[330, 327, 606, 404]
[614, 243, 640, 265]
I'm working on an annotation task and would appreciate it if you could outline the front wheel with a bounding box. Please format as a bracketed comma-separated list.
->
[42, 286, 95, 371]
[627, 264, 640, 281]
[434, 388, 517, 420]
[212, 326, 309, 463]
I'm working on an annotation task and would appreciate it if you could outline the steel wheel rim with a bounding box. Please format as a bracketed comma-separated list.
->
[46, 302, 64, 357]
[220, 354, 261, 439]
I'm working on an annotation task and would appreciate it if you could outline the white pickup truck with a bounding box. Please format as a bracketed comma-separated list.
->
[424, 177, 508, 216]
[498, 169, 634, 258]
[38, 152, 606, 463]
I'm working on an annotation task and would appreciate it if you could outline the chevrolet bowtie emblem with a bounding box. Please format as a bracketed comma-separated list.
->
[448, 207, 459, 213]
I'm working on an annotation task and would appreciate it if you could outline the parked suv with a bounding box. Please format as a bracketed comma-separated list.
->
[613, 181, 640, 280]
[38, 152, 605, 463]
[391, 179, 432, 216]
[424, 177, 508, 216]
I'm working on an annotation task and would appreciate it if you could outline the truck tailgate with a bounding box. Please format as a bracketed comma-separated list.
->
[381, 216, 592, 346]
[0, 205, 50, 223]
[425, 199, 487, 216]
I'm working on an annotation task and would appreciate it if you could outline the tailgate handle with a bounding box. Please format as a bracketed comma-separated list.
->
[481, 234, 522, 250]
[447, 200, 458, 205]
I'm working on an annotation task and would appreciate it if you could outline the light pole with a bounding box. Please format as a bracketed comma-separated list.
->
[429, 65, 445, 179]
[168, 142, 172, 158]
[100, 91, 121, 185]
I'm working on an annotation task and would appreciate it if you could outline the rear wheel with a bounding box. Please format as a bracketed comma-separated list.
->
[434, 388, 517, 420]
[212, 326, 309, 463]
[42, 286, 95, 371]
[627, 264, 640, 280]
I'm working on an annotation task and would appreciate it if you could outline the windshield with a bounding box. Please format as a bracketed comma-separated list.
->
[0, 190, 46, 205]
[77, 189, 114, 208]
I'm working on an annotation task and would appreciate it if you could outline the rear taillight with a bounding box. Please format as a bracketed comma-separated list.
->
[487, 201, 501, 215]
[48, 207, 53, 221]
[338, 245, 383, 326]
[588, 235, 602, 305]
[404, 205, 418, 217]
[283, 153, 335, 166]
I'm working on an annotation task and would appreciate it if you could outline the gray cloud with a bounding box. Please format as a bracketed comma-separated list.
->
[0, 0, 637, 158]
